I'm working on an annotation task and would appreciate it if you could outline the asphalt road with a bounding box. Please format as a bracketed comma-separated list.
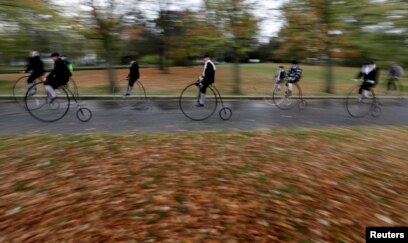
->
[0, 99, 407, 134]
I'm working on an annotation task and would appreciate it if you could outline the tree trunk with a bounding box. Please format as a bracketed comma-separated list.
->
[103, 40, 116, 91]
[322, 0, 334, 94]
[158, 44, 169, 74]
[325, 57, 334, 93]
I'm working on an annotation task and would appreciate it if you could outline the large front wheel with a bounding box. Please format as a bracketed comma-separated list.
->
[25, 82, 70, 122]
[346, 85, 376, 118]
[113, 79, 148, 109]
[272, 83, 300, 110]
[179, 83, 218, 121]
[13, 76, 42, 107]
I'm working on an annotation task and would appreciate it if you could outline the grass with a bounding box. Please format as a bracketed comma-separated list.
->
[0, 127, 407, 241]
[0, 80, 12, 94]
[0, 63, 406, 96]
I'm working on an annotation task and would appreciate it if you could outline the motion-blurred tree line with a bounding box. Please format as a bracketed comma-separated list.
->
[0, 0, 406, 93]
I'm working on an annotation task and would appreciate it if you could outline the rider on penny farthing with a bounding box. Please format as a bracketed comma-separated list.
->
[43, 52, 72, 103]
[25, 51, 46, 96]
[196, 54, 216, 107]
[179, 54, 231, 121]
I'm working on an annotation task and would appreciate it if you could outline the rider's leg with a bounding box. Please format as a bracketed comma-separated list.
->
[27, 74, 38, 95]
[44, 78, 59, 102]
[126, 78, 137, 95]
[44, 85, 57, 100]
[358, 82, 372, 101]
[286, 81, 294, 95]
[275, 79, 282, 90]
[197, 84, 208, 106]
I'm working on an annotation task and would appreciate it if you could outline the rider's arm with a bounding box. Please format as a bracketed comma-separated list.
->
[46, 64, 57, 80]
[25, 58, 33, 73]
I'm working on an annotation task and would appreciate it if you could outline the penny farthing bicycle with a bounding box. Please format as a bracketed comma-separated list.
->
[13, 75, 79, 108]
[346, 79, 381, 118]
[24, 81, 92, 122]
[179, 81, 232, 121]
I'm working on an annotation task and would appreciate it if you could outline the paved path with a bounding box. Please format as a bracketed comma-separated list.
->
[0, 99, 407, 134]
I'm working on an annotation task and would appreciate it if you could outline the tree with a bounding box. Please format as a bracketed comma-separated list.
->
[204, 0, 259, 94]
[82, 0, 128, 89]
[275, 0, 408, 93]
[0, 0, 68, 64]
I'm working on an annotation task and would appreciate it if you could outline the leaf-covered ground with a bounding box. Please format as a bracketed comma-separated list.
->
[0, 127, 407, 242]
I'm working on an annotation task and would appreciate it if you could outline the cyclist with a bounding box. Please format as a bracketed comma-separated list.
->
[196, 54, 216, 107]
[125, 58, 140, 96]
[274, 65, 286, 91]
[25, 51, 45, 95]
[386, 62, 404, 93]
[43, 52, 72, 102]
[286, 61, 302, 95]
[355, 60, 379, 101]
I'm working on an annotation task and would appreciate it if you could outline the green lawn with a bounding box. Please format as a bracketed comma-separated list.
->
[0, 63, 405, 96]
[0, 127, 407, 241]
[0, 80, 12, 94]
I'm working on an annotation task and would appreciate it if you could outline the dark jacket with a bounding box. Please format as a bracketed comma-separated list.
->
[25, 56, 45, 75]
[357, 65, 379, 83]
[47, 58, 72, 83]
[128, 62, 140, 81]
[202, 60, 216, 84]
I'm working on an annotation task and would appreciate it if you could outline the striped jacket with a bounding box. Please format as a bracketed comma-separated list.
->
[287, 65, 302, 82]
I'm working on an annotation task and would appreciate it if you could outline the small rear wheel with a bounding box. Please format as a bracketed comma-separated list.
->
[76, 107, 92, 122]
[219, 107, 232, 120]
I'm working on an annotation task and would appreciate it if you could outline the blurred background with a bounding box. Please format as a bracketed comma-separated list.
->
[0, 0, 407, 94]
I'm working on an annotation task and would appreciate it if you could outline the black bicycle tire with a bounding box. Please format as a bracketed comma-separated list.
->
[136, 81, 149, 106]
[13, 76, 30, 107]
[272, 83, 300, 110]
[69, 77, 79, 99]
[346, 85, 375, 118]
[113, 79, 148, 106]
[264, 88, 275, 105]
[25, 82, 70, 122]
[219, 107, 232, 120]
[76, 107, 92, 122]
[179, 83, 218, 121]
